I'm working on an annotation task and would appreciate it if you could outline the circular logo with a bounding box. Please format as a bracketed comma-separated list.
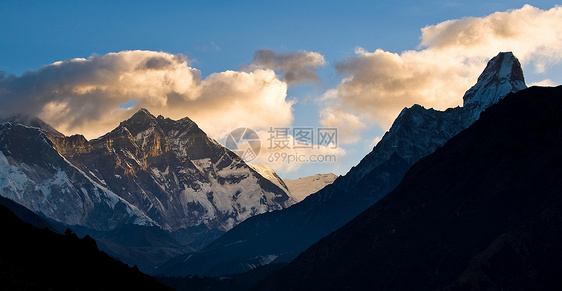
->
[224, 128, 261, 162]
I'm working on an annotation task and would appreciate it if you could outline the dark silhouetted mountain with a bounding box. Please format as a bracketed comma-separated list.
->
[257, 85, 562, 290]
[156, 52, 527, 277]
[156, 263, 287, 291]
[0, 203, 171, 290]
[70, 223, 193, 273]
[0, 195, 62, 233]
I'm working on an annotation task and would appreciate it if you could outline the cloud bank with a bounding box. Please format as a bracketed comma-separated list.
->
[321, 4, 562, 140]
[0, 50, 300, 139]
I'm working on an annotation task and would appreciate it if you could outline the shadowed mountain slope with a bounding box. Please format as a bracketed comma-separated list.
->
[257, 85, 562, 290]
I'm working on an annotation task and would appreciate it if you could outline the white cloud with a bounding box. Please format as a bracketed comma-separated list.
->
[321, 5, 562, 140]
[0, 50, 295, 139]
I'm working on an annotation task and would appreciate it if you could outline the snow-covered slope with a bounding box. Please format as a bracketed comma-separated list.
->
[249, 163, 289, 195]
[0, 122, 155, 230]
[283, 173, 338, 202]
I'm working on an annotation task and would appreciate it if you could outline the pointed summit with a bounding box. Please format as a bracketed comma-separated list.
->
[463, 52, 527, 119]
[129, 108, 156, 121]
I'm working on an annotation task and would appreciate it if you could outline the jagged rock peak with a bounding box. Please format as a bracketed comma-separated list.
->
[116, 108, 160, 135]
[123, 108, 197, 129]
[463, 52, 527, 109]
[120, 109, 202, 140]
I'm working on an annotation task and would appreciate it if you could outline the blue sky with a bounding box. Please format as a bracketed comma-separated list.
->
[1, 1, 561, 179]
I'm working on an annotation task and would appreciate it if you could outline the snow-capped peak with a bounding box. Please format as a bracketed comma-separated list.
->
[463, 52, 527, 119]
[283, 173, 338, 202]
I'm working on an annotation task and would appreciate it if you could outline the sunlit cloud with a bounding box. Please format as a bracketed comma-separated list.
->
[419, 4, 562, 72]
[319, 92, 366, 145]
[0, 50, 296, 139]
[320, 4, 562, 141]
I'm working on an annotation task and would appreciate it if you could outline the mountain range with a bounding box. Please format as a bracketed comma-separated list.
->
[3, 51, 557, 291]
[155, 52, 529, 277]
[0, 107, 294, 272]
[47, 109, 293, 232]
